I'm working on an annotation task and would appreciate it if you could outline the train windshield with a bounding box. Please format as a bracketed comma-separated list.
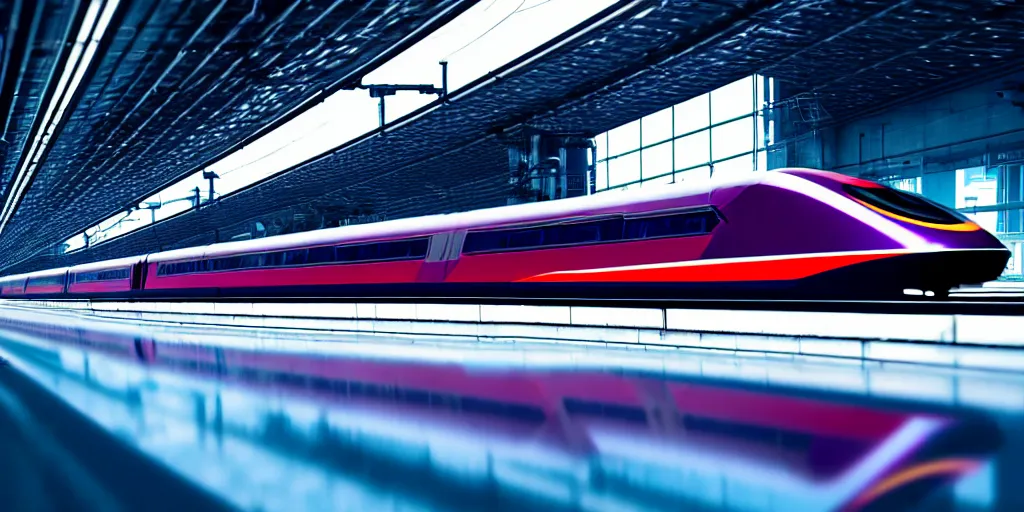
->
[843, 184, 969, 225]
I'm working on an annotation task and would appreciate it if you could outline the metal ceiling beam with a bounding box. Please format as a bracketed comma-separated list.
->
[0, 0, 86, 212]
[0, 0, 23, 135]
[495, 0, 785, 135]
[128, 0, 478, 204]
[1, 0, 42, 140]
[760, 0, 914, 78]
[807, 2, 1018, 95]
[0, 0, 130, 234]
[29, 0, 480, 261]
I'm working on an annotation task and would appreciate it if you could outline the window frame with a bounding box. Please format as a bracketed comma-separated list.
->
[74, 267, 131, 283]
[461, 207, 722, 256]
[27, 275, 66, 288]
[155, 237, 432, 277]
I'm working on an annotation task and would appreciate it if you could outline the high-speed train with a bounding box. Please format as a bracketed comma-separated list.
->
[0, 168, 1010, 299]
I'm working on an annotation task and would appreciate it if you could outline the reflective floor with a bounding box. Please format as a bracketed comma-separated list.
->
[0, 307, 1021, 511]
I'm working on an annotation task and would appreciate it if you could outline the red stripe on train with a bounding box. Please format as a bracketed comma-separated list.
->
[518, 251, 905, 283]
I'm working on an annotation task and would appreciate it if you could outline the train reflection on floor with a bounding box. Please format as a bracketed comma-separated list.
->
[0, 310, 1019, 511]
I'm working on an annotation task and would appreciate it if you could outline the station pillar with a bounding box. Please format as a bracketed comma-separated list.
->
[508, 128, 595, 205]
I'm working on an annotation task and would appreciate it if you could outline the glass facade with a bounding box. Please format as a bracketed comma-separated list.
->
[593, 75, 773, 192]
[853, 166, 1024, 281]
[954, 165, 1024, 280]
[593, 77, 1023, 282]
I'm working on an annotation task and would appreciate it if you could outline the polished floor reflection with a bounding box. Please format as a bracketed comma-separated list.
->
[0, 308, 1020, 511]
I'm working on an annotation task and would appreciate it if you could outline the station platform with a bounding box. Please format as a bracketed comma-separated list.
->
[0, 300, 1021, 510]
[5, 296, 1024, 373]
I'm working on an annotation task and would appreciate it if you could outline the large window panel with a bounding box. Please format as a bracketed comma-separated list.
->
[756, 74, 774, 113]
[756, 75, 766, 110]
[591, 74, 769, 195]
[755, 113, 768, 150]
[641, 172, 676, 188]
[956, 167, 998, 209]
[595, 161, 608, 190]
[712, 76, 755, 124]
[608, 152, 640, 188]
[607, 119, 640, 157]
[711, 116, 755, 161]
[673, 130, 710, 171]
[596, 133, 608, 162]
[713, 154, 753, 180]
[678, 165, 711, 187]
[641, 142, 673, 180]
[674, 94, 710, 136]
[642, 106, 673, 146]
[1002, 208, 1023, 235]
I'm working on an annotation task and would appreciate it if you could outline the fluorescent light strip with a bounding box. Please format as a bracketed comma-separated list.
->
[0, 0, 120, 235]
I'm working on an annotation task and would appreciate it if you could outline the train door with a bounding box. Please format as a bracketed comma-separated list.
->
[417, 232, 466, 283]
[442, 231, 467, 280]
[130, 260, 148, 291]
[418, 233, 450, 283]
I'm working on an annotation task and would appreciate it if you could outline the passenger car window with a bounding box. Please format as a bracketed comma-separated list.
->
[462, 209, 718, 254]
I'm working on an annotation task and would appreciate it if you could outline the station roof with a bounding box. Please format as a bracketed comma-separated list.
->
[0, 0, 473, 268]
[2, 0, 1024, 272]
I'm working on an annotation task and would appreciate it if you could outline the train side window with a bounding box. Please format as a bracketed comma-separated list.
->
[76, 268, 130, 282]
[464, 218, 626, 254]
[212, 258, 228, 271]
[550, 224, 599, 245]
[463, 231, 509, 253]
[336, 238, 430, 263]
[308, 246, 335, 264]
[272, 251, 285, 267]
[507, 229, 544, 250]
[379, 241, 404, 260]
[158, 238, 429, 274]
[407, 238, 429, 258]
[99, 268, 129, 280]
[624, 210, 719, 240]
[545, 218, 624, 246]
[29, 276, 64, 287]
[357, 243, 380, 261]
[334, 245, 359, 263]
[283, 249, 307, 266]
[240, 254, 261, 269]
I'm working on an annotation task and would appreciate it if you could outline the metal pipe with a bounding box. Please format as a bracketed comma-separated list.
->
[588, 140, 597, 195]
[440, 60, 448, 100]
[960, 201, 1024, 214]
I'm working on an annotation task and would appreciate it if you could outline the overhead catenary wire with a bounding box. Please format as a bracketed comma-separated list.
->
[442, 0, 526, 61]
